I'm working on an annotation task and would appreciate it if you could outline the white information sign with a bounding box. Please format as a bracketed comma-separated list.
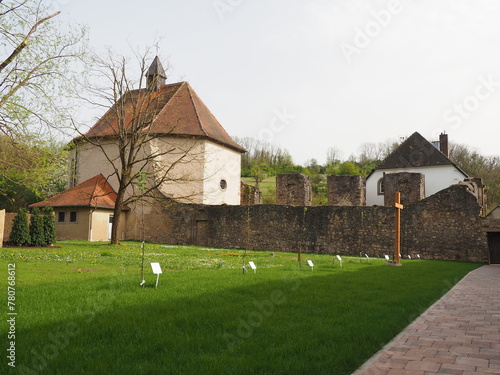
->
[248, 261, 257, 274]
[384, 255, 390, 260]
[307, 260, 314, 271]
[150, 262, 162, 288]
[151, 262, 162, 274]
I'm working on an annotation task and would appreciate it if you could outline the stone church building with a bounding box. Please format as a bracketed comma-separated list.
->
[69, 57, 245, 206]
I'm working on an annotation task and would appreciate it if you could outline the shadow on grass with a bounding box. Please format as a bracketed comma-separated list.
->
[10, 261, 480, 375]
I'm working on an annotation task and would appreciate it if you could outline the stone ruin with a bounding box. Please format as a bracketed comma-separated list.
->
[327, 175, 366, 206]
[274, 172, 486, 214]
[458, 177, 487, 216]
[240, 181, 263, 205]
[383, 172, 425, 207]
[276, 173, 312, 206]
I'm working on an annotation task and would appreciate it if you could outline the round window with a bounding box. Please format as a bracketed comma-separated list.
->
[220, 179, 227, 190]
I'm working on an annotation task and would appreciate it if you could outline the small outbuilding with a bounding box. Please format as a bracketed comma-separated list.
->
[29, 174, 129, 241]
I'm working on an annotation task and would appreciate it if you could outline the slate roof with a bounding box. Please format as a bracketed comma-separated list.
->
[30, 174, 129, 210]
[371, 132, 468, 176]
[82, 81, 246, 153]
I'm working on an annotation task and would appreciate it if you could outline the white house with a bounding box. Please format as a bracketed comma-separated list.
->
[366, 132, 468, 206]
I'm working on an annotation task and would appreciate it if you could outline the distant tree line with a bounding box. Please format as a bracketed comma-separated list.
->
[234, 137, 302, 185]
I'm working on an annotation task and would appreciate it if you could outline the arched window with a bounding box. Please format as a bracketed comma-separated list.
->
[377, 177, 384, 195]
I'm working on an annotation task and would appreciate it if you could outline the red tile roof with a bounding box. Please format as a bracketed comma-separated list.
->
[30, 174, 129, 210]
[83, 81, 246, 153]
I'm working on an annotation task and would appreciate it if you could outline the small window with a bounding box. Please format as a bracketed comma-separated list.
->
[377, 177, 384, 195]
[220, 179, 227, 190]
[57, 211, 66, 223]
[69, 211, 78, 223]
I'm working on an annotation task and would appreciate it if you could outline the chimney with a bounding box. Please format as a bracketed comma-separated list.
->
[145, 56, 167, 92]
[439, 132, 449, 158]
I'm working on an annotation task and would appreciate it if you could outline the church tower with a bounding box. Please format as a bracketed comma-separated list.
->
[146, 56, 167, 91]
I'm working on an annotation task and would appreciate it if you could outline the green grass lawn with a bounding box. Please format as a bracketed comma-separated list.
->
[0, 242, 481, 375]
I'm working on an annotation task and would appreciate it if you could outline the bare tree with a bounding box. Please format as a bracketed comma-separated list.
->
[0, 0, 86, 140]
[326, 146, 342, 165]
[74, 48, 208, 244]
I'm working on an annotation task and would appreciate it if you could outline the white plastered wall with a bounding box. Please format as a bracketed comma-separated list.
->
[150, 137, 205, 204]
[72, 136, 241, 206]
[366, 165, 467, 206]
[202, 141, 241, 205]
[70, 141, 121, 190]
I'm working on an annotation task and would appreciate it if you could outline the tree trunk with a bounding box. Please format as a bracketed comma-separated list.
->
[110, 187, 126, 245]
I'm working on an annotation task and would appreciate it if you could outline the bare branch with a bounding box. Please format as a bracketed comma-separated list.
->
[0, 10, 61, 73]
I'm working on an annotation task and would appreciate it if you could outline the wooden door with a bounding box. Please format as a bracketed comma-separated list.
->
[195, 220, 208, 247]
[487, 232, 500, 264]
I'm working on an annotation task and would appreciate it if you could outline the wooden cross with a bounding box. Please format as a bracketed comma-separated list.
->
[394, 192, 404, 264]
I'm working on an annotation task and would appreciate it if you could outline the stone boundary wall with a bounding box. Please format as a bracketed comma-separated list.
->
[134, 184, 488, 262]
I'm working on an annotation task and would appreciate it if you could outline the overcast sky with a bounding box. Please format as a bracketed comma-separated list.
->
[55, 0, 500, 165]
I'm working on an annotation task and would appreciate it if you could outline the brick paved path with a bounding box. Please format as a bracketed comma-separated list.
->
[353, 265, 500, 375]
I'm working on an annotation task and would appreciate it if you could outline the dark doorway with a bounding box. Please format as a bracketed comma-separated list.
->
[487, 232, 500, 264]
[195, 220, 208, 246]
[193, 210, 209, 247]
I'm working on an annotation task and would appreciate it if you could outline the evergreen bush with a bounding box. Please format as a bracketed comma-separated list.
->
[29, 207, 46, 247]
[43, 207, 56, 245]
[10, 208, 31, 246]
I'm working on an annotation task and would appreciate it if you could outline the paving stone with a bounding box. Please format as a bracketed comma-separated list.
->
[351, 266, 500, 375]
[404, 360, 441, 372]
[455, 356, 489, 368]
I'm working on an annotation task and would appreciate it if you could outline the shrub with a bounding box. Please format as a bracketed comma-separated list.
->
[43, 207, 56, 245]
[10, 208, 31, 246]
[29, 207, 46, 247]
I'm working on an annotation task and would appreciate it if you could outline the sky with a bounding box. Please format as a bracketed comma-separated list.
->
[53, 0, 500, 165]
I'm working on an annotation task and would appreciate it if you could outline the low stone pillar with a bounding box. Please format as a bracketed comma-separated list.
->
[327, 175, 366, 206]
[276, 174, 312, 206]
[383, 172, 425, 206]
[240, 181, 263, 205]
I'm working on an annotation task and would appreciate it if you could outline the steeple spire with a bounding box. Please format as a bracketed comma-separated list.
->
[146, 56, 167, 91]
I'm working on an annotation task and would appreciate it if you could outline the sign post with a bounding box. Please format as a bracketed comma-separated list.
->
[150, 262, 162, 288]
